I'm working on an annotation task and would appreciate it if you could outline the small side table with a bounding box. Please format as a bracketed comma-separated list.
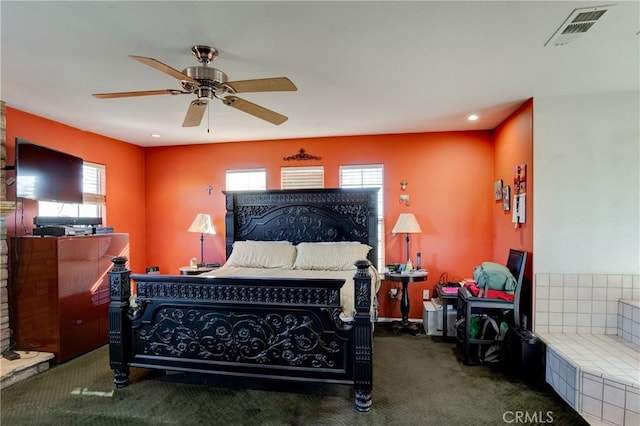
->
[385, 271, 428, 335]
[179, 266, 217, 275]
[436, 284, 459, 340]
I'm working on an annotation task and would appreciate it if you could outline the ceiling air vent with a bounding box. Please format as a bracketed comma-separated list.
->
[545, 4, 615, 47]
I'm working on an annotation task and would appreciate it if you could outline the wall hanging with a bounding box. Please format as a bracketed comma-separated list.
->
[502, 186, 511, 211]
[512, 164, 526, 225]
[283, 148, 322, 161]
[494, 179, 503, 200]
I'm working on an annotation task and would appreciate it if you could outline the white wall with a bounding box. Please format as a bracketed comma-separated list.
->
[534, 91, 639, 274]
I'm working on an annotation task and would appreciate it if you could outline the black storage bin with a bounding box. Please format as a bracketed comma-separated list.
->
[506, 327, 542, 379]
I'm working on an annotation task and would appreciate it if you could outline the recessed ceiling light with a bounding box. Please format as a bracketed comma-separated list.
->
[468, 114, 479, 121]
[151, 134, 161, 138]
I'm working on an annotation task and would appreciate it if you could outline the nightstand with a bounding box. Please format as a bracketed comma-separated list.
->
[179, 265, 218, 275]
[385, 271, 428, 335]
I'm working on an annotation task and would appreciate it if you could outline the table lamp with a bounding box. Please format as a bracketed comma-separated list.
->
[188, 213, 216, 266]
[391, 213, 422, 264]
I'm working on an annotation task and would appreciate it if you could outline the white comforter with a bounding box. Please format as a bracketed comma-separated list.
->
[200, 265, 380, 322]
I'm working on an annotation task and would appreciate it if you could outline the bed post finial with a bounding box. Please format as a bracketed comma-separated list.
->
[108, 257, 131, 387]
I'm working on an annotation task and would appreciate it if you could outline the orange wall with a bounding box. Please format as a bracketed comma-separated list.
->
[145, 131, 495, 319]
[4, 107, 147, 274]
[6, 103, 533, 321]
[492, 99, 534, 264]
[492, 99, 534, 324]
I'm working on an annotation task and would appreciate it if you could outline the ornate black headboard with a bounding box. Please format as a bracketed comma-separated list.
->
[224, 188, 379, 269]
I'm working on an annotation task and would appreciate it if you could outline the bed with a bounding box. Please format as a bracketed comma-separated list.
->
[108, 188, 379, 411]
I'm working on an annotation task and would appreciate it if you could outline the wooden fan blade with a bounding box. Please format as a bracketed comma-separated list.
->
[129, 55, 196, 83]
[223, 96, 288, 125]
[225, 77, 297, 93]
[93, 89, 183, 99]
[182, 100, 208, 127]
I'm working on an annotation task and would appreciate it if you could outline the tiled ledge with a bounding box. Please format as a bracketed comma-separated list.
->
[0, 351, 54, 389]
[538, 332, 639, 426]
[618, 300, 640, 345]
[539, 332, 639, 386]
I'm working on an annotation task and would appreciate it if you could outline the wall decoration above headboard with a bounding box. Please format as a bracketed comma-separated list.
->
[283, 148, 322, 161]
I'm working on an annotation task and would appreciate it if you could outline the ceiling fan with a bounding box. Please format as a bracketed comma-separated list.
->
[93, 45, 297, 127]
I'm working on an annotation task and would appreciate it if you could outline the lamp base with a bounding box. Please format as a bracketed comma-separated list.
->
[405, 233, 411, 265]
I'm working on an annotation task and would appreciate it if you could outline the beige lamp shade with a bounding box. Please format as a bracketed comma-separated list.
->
[188, 213, 216, 235]
[392, 213, 422, 264]
[392, 213, 422, 234]
[188, 213, 216, 266]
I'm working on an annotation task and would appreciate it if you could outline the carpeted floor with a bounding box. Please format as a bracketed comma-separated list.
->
[1, 325, 587, 425]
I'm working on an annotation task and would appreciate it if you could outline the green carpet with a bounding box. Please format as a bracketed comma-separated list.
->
[1, 325, 587, 425]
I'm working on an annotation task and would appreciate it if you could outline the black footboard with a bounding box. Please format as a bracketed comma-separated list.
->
[108, 257, 374, 411]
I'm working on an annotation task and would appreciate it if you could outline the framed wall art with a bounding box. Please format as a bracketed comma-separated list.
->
[513, 163, 527, 224]
[502, 186, 511, 211]
[494, 179, 503, 200]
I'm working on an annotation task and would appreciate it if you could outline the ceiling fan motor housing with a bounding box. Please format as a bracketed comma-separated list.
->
[181, 66, 230, 100]
[182, 66, 227, 83]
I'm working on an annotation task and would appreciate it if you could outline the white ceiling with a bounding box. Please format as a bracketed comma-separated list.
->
[1, 1, 638, 147]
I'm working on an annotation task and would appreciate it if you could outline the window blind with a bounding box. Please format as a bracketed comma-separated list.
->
[226, 168, 267, 191]
[82, 162, 106, 204]
[339, 164, 385, 267]
[281, 166, 324, 189]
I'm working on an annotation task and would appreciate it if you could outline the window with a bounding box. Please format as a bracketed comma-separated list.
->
[82, 162, 106, 204]
[38, 162, 105, 218]
[281, 166, 324, 189]
[339, 164, 385, 267]
[225, 168, 266, 191]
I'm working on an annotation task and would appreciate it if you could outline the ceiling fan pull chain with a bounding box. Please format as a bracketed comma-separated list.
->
[207, 102, 211, 133]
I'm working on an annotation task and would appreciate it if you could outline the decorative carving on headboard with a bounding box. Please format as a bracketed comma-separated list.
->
[235, 204, 366, 243]
[235, 205, 271, 227]
[264, 206, 338, 242]
[326, 204, 368, 227]
[224, 189, 379, 268]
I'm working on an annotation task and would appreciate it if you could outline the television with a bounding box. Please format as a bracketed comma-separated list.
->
[16, 138, 84, 203]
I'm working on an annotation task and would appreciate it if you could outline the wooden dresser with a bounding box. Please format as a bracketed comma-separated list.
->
[10, 234, 129, 363]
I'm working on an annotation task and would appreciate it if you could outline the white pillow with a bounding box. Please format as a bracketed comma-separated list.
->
[294, 242, 372, 271]
[226, 241, 296, 269]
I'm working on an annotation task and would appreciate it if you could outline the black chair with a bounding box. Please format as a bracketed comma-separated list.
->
[456, 249, 527, 364]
